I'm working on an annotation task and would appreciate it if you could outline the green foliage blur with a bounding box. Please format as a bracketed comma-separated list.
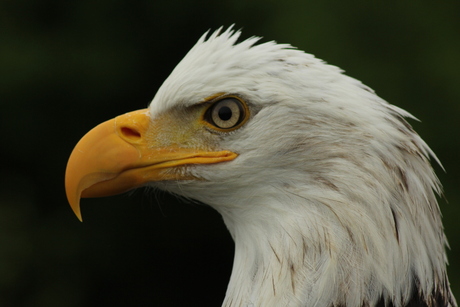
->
[1, 0, 459, 306]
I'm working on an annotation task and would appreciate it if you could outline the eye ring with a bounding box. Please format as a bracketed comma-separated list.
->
[204, 97, 249, 131]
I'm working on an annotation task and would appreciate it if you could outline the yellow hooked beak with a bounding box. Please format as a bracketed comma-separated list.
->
[65, 109, 237, 221]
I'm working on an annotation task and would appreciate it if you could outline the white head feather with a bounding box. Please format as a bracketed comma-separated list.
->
[148, 27, 455, 307]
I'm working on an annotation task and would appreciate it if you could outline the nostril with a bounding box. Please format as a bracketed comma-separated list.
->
[120, 127, 141, 141]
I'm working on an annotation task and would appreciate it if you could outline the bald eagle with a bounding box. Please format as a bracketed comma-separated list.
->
[65, 27, 456, 307]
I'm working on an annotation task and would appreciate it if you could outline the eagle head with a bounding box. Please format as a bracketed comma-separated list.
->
[65, 27, 456, 307]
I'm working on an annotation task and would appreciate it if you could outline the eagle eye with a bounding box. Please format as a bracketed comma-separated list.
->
[205, 97, 248, 131]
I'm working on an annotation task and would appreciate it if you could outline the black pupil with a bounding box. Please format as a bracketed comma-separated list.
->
[218, 106, 232, 121]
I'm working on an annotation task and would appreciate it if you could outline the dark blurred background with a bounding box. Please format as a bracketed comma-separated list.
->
[1, 0, 459, 306]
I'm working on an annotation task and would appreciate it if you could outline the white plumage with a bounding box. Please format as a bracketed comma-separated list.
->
[66, 27, 456, 307]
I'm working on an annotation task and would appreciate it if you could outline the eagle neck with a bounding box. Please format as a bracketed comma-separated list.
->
[216, 194, 455, 307]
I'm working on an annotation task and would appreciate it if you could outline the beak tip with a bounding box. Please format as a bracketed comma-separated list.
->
[68, 195, 83, 222]
[71, 203, 83, 222]
[75, 212, 83, 222]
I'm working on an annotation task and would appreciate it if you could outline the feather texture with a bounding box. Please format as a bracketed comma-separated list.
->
[147, 28, 456, 307]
